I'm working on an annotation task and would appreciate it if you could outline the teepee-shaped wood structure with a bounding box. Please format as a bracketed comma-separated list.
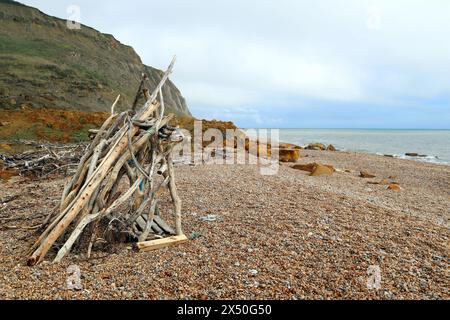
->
[28, 57, 186, 266]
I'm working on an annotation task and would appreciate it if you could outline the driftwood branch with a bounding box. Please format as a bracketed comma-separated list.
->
[28, 56, 186, 266]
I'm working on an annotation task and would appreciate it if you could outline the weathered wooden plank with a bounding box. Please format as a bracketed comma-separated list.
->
[136, 215, 163, 235]
[153, 215, 175, 235]
[151, 222, 164, 235]
[135, 216, 147, 231]
[136, 235, 188, 252]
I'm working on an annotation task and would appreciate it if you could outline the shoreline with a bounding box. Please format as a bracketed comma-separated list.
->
[269, 128, 450, 166]
[336, 149, 449, 167]
[289, 144, 450, 167]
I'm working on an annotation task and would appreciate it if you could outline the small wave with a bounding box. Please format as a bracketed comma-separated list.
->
[357, 151, 448, 165]
[396, 154, 448, 165]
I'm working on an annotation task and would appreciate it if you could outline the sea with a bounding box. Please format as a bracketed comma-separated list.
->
[270, 129, 450, 165]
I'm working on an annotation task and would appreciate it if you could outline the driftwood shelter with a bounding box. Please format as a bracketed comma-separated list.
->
[27, 57, 187, 266]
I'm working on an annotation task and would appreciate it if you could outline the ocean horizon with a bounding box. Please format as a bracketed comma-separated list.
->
[247, 128, 450, 165]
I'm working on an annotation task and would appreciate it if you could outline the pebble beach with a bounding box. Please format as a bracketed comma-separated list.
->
[0, 150, 449, 300]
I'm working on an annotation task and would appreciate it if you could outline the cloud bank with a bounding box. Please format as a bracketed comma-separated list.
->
[21, 0, 450, 128]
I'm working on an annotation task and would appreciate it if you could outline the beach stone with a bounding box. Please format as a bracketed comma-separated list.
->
[406, 153, 419, 157]
[292, 162, 334, 174]
[280, 143, 303, 150]
[368, 178, 391, 185]
[306, 143, 326, 151]
[360, 171, 376, 179]
[310, 164, 335, 177]
[327, 144, 337, 152]
[279, 149, 300, 163]
[249, 269, 258, 276]
[292, 163, 318, 173]
[387, 184, 401, 191]
[199, 215, 218, 222]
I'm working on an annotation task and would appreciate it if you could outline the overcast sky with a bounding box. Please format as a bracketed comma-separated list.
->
[20, 0, 450, 128]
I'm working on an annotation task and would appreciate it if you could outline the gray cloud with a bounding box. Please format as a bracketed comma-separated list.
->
[20, 0, 450, 128]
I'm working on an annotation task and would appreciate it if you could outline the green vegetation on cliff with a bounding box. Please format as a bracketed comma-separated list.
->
[0, 0, 191, 116]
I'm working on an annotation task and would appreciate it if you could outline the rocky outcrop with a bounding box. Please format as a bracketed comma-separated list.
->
[310, 164, 335, 177]
[292, 163, 335, 176]
[405, 153, 427, 158]
[387, 184, 401, 191]
[306, 143, 327, 151]
[360, 171, 376, 179]
[292, 163, 318, 173]
[327, 144, 337, 152]
[279, 149, 301, 163]
[280, 143, 303, 150]
[305, 143, 337, 152]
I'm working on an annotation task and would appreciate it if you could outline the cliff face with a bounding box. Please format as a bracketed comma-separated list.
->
[0, 0, 191, 117]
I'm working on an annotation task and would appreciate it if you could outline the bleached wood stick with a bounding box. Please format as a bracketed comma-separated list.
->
[126, 114, 174, 182]
[30, 58, 183, 265]
[133, 119, 157, 129]
[136, 235, 188, 252]
[106, 169, 126, 207]
[53, 178, 143, 263]
[98, 131, 150, 206]
[157, 163, 168, 175]
[86, 220, 99, 259]
[124, 162, 137, 183]
[134, 56, 176, 120]
[60, 109, 119, 208]
[28, 103, 160, 266]
[131, 74, 148, 114]
[138, 199, 159, 242]
[111, 94, 120, 115]
[60, 161, 91, 211]
[87, 140, 106, 179]
[128, 175, 170, 226]
[153, 215, 175, 235]
[167, 152, 183, 235]
[104, 112, 127, 142]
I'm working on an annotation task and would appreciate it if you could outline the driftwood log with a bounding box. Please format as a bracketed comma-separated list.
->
[0, 143, 87, 177]
[28, 57, 186, 266]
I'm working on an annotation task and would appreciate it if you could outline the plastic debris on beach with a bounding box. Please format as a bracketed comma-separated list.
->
[199, 215, 219, 222]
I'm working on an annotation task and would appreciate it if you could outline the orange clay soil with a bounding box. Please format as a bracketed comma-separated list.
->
[0, 108, 109, 144]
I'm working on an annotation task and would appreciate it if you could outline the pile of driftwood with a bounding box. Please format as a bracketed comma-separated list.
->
[0, 143, 86, 177]
[28, 57, 187, 266]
